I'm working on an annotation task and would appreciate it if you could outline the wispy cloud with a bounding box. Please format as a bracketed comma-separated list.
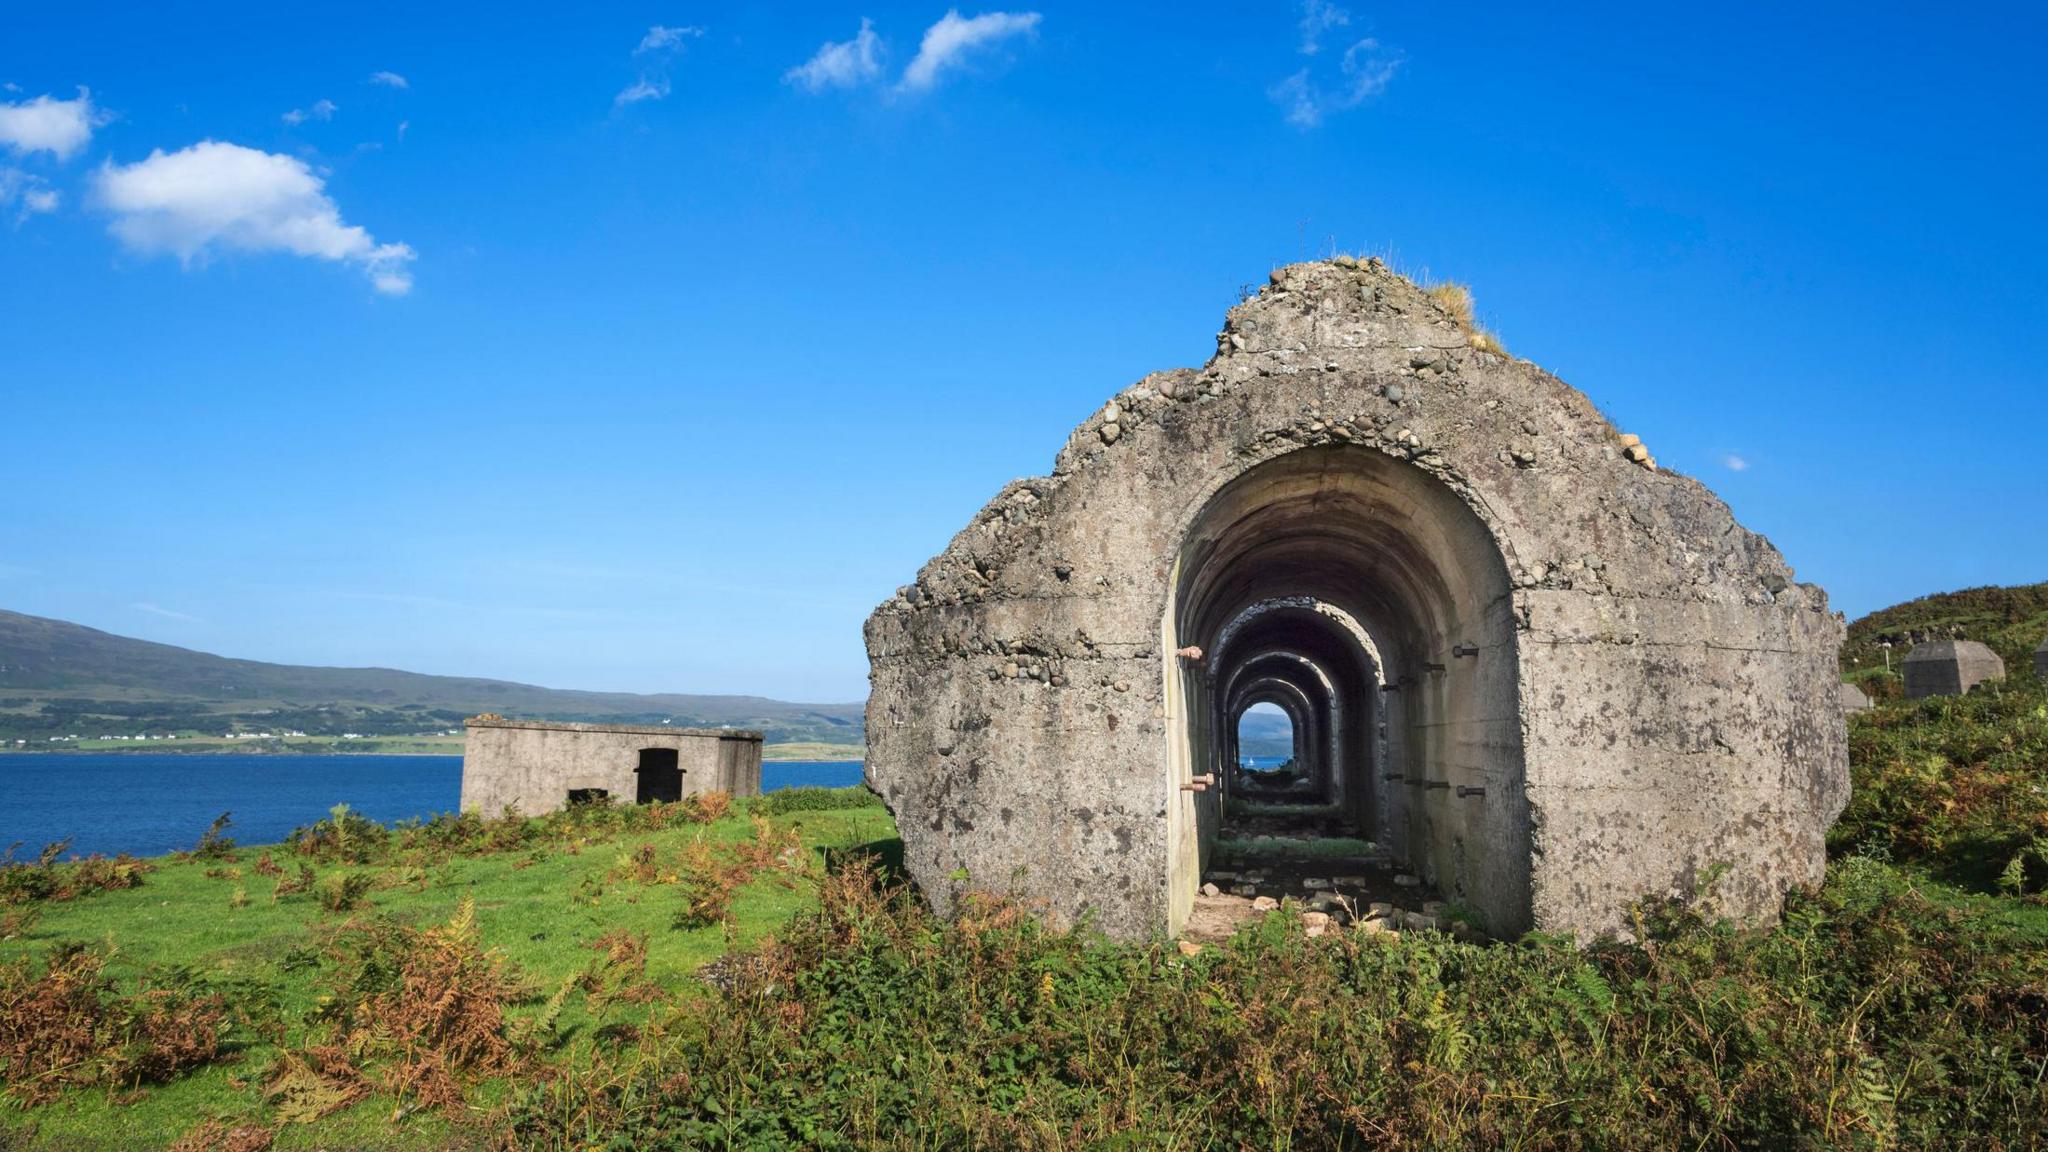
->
[1723, 454, 1750, 472]
[131, 602, 200, 622]
[785, 18, 886, 92]
[637, 25, 702, 54]
[1271, 1, 1401, 128]
[899, 9, 1041, 93]
[94, 140, 416, 294]
[0, 87, 104, 162]
[0, 166, 60, 224]
[281, 98, 338, 125]
[1297, 0, 1348, 53]
[615, 78, 669, 106]
[617, 24, 705, 106]
[367, 71, 409, 89]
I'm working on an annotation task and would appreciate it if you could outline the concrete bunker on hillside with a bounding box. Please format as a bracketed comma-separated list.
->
[2035, 637, 2048, 680]
[460, 716, 761, 816]
[865, 257, 1849, 941]
[1903, 640, 2006, 699]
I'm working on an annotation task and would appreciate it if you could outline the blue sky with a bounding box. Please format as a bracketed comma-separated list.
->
[3, 1, 2043, 703]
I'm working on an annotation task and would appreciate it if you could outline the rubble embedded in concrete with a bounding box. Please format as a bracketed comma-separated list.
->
[864, 256, 1849, 942]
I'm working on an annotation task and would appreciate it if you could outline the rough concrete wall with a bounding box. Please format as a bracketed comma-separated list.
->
[460, 719, 762, 816]
[865, 257, 1848, 940]
[2037, 638, 2048, 680]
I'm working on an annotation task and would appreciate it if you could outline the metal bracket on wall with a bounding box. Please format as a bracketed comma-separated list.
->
[1423, 780, 1452, 791]
[1455, 785, 1487, 799]
[1451, 643, 1480, 659]
[1180, 774, 1216, 792]
[1423, 662, 1446, 674]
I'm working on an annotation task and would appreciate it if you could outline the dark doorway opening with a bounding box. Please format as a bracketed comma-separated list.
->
[567, 787, 610, 806]
[635, 748, 682, 804]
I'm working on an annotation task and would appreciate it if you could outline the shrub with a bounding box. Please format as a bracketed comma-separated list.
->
[0, 946, 241, 1104]
[1831, 681, 2048, 891]
[0, 840, 152, 906]
[315, 872, 375, 914]
[288, 803, 391, 865]
[509, 856, 2048, 1151]
[189, 812, 238, 862]
[276, 897, 531, 1119]
[753, 786, 883, 816]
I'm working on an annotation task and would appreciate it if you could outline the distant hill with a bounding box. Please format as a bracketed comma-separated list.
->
[1842, 581, 2048, 693]
[0, 609, 863, 747]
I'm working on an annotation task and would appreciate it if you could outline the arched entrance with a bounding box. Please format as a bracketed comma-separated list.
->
[1166, 444, 1529, 934]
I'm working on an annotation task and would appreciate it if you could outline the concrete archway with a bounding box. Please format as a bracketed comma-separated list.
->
[1166, 444, 1529, 932]
[865, 257, 1848, 941]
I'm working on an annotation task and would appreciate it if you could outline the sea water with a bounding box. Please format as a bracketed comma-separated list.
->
[0, 754, 864, 859]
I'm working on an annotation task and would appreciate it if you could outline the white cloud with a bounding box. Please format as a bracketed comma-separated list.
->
[786, 18, 886, 92]
[1271, 35, 1401, 128]
[131, 602, 200, 622]
[1723, 454, 1750, 472]
[899, 9, 1041, 93]
[614, 78, 669, 106]
[367, 71, 409, 89]
[0, 166, 60, 224]
[281, 98, 338, 125]
[1297, 0, 1349, 54]
[0, 87, 102, 161]
[617, 24, 705, 106]
[94, 140, 416, 295]
[637, 25, 703, 54]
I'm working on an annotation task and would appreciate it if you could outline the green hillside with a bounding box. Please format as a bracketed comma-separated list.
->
[0, 610, 864, 749]
[1841, 580, 2048, 697]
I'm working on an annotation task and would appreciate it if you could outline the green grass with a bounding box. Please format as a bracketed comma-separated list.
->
[0, 794, 895, 1151]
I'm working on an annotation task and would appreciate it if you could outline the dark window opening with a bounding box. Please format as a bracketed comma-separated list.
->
[568, 787, 609, 806]
[635, 747, 683, 804]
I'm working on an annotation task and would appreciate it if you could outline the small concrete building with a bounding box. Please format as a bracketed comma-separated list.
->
[461, 716, 762, 815]
[1840, 682, 1872, 714]
[2035, 637, 2048, 680]
[1902, 640, 2005, 699]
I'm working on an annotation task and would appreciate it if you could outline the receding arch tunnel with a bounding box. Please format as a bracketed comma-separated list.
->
[1166, 444, 1531, 934]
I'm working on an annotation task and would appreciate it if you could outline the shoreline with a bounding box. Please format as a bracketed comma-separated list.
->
[0, 745, 867, 762]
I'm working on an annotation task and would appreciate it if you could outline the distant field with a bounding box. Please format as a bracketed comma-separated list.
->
[760, 741, 863, 761]
[14, 735, 867, 761]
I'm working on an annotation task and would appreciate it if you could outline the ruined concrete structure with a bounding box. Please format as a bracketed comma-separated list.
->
[1902, 640, 2005, 699]
[460, 716, 761, 815]
[864, 258, 1849, 941]
[1839, 682, 1872, 714]
[2036, 637, 2048, 680]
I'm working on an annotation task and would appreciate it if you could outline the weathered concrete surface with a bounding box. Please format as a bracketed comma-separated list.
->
[1840, 682, 1873, 714]
[2036, 637, 2048, 680]
[864, 257, 1848, 941]
[1903, 640, 2006, 699]
[460, 717, 761, 815]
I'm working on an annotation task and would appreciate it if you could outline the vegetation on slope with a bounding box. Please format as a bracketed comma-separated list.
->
[1841, 580, 2048, 696]
[1, 589, 2044, 1149]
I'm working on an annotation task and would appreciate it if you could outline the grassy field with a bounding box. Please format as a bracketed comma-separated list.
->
[759, 742, 862, 762]
[0, 791, 895, 1151]
[3, 681, 2046, 1148]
